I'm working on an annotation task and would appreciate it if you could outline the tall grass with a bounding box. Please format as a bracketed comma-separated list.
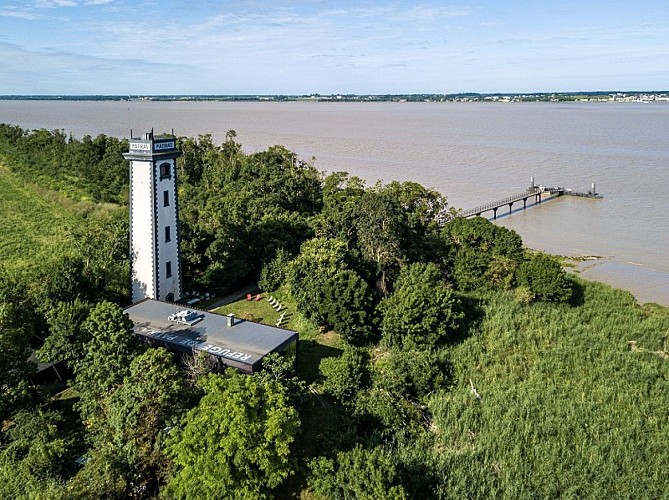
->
[0, 164, 76, 270]
[428, 280, 669, 497]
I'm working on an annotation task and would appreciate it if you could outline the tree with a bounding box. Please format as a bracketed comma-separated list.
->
[309, 445, 407, 500]
[379, 263, 462, 348]
[38, 299, 92, 367]
[258, 248, 293, 291]
[310, 172, 366, 241]
[287, 237, 352, 325]
[288, 237, 375, 342]
[163, 372, 299, 499]
[252, 212, 313, 272]
[63, 349, 188, 499]
[320, 269, 375, 345]
[67, 209, 130, 303]
[0, 410, 71, 500]
[517, 252, 573, 303]
[353, 191, 407, 297]
[372, 348, 445, 400]
[181, 350, 215, 388]
[98, 348, 188, 495]
[319, 347, 369, 403]
[0, 268, 36, 420]
[178, 137, 321, 293]
[441, 217, 524, 290]
[30, 255, 90, 309]
[255, 352, 307, 407]
[379, 181, 451, 262]
[72, 301, 143, 428]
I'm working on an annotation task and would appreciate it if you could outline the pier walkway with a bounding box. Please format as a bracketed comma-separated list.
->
[458, 181, 602, 220]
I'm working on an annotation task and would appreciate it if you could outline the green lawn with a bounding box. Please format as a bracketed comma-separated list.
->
[213, 290, 288, 327]
[0, 164, 76, 270]
[213, 286, 343, 386]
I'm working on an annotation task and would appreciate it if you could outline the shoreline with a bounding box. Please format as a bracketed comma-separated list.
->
[562, 255, 669, 307]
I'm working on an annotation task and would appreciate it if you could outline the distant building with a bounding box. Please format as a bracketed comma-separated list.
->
[124, 132, 182, 303]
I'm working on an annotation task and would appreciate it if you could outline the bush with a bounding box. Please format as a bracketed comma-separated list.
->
[379, 263, 462, 348]
[372, 348, 445, 400]
[441, 217, 523, 290]
[258, 248, 292, 291]
[517, 252, 572, 303]
[319, 347, 369, 403]
[308, 445, 407, 500]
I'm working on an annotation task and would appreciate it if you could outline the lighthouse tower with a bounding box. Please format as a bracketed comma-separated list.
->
[124, 131, 182, 303]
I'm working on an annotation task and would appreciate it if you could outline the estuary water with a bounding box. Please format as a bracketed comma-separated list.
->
[1, 100, 667, 305]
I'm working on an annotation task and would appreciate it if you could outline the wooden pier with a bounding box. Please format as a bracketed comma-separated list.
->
[458, 181, 602, 220]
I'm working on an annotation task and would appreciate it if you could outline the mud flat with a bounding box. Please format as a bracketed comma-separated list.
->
[566, 257, 669, 307]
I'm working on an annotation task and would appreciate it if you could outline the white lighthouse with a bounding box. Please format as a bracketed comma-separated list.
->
[124, 131, 182, 303]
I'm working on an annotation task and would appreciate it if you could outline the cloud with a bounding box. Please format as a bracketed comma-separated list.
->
[0, 7, 40, 19]
[2, 1, 667, 94]
[0, 41, 196, 94]
[35, 0, 77, 7]
[480, 20, 503, 27]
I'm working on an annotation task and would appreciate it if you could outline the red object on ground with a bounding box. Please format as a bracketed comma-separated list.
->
[255, 294, 262, 301]
[246, 294, 252, 301]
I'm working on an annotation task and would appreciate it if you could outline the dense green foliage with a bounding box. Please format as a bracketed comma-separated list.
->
[0, 124, 667, 498]
[177, 134, 321, 293]
[163, 372, 300, 499]
[517, 251, 573, 303]
[441, 216, 524, 290]
[288, 238, 375, 344]
[319, 347, 370, 403]
[380, 262, 462, 348]
[0, 124, 128, 204]
[0, 268, 36, 421]
[309, 445, 408, 499]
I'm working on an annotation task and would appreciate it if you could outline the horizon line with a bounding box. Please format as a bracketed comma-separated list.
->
[1, 90, 669, 99]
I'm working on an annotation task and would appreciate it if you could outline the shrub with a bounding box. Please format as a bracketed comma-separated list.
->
[517, 252, 572, 303]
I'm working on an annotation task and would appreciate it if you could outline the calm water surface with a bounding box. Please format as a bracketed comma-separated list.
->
[1, 100, 667, 303]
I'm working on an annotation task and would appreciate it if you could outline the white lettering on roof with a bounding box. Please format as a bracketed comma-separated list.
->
[137, 328, 252, 363]
[198, 344, 251, 362]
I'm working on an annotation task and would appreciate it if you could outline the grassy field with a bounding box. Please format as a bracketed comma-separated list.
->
[428, 281, 669, 497]
[0, 164, 76, 271]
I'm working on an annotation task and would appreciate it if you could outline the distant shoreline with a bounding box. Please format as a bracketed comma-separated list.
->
[1, 91, 669, 103]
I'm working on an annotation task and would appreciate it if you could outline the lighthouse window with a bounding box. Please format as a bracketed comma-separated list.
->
[165, 226, 171, 242]
[163, 190, 169, 206]
[159, 162, 171, 180]
[166, 261, 172, 278]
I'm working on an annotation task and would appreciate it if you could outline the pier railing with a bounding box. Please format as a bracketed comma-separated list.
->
[459, 187, 541, 218]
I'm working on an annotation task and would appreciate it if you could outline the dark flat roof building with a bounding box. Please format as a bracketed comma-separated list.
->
[124, 299, 298, 374]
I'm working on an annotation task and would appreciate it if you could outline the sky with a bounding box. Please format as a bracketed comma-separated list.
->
[1, 0, 668, 95]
